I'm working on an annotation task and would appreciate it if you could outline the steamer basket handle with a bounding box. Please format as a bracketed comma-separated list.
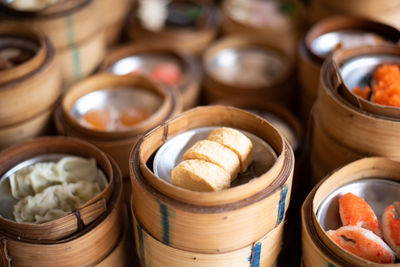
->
[78, 198, 107, 227]
[0, 236, 11, 267]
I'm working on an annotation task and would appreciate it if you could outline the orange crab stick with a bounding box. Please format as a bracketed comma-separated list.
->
[339, 193, 382, 237]
[382, 202, 400, 259]
[327, 226, 395, 264]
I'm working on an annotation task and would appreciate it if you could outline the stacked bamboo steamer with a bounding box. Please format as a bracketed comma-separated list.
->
[298, 16, 400, 120]
[310, 45, 400, 184]
[100, 43, 201, 110]
[0, 23, 61, 150]
[129, 106, 295, 266]
[302, 157, 400, 267]
[220, 0, 304, 58]
[0, 137, 126, 267]
[203, 35, 296, 107]
[307, 0, 400, 29]
[126, 0, 219, 55]
[99, 0, 132, 46]
[0, 0, 106, 86]
[55, 73, 182, 178]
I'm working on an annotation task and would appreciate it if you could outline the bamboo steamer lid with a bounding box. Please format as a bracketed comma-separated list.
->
[302, 157, 400, 267]
[56, 74, 182, 177]
[131, 199, 285, 267]
[126, 0, 219, 55]
[310, 45, 400, 182]
[100, 43, 201, 110]
[0, 137, 124, 267]
[99, 0, 132, 46]
[0, 137, 115, 241]
[129, 106, 294, 253]
[203, 35, 295, 107]
[298, 16, 400, 120]
[0, 24, 61, 128]
[220, 0, 304, 58]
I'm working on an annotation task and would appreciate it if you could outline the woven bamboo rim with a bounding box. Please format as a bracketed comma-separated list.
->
[303, 157, 400, 267]
[100, 43, 201, 110]
[332, 45, 400, 118]
[126, 0, 218, 55]
[0, 32, 61, 127]
[0, 149, 123, 267]
[0, 137, 114, 241]
[0, 0, 102, 50]
[56, 29, 105, 86]
[62, 74, 175, 140]
[129, 106, 294, 253]
[0, 23, 46, 84]
[56, 76, 182, 177]
[220, 0, 301, 57]
[203, 35, 295, 106]
[131, 201, 284, 267]
[0, 99, 58, 150]
[210, 98, 302, 152]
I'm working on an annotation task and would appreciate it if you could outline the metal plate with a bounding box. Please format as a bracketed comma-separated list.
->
[70, 87, 161, 120]
[107, 52, 187, 86]
[311, 30, 384, 58]
[316, 178, 400, 231]
[206, 46, 287, 87]
[340, 54, 400, 89]
[0, 154, 108, 221]
[247, 109, 298, 150]
[153, 126, 277, 187]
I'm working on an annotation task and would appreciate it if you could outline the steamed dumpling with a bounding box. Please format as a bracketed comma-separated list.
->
[13, 181, 101, 224]
[9, 157, 97, 199]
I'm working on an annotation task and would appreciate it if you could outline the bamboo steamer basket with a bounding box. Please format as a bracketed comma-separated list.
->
[0, 137, 114, 241]
[0, 137, 124, 267]
[131, 201, 284, 267]
[129, 106, 294, 253]
[0, 0, 106, 85]
[99, 0, 132, 46]
[302, 157, 400, 267]
[56, 29, 105, 86]
[210, 98, 302, 152]
[308, 0, 400, 29]
[310, 45, 400, 182]
[203, 35, 295, 107]
[55, 74, 182, 177]
[0, 101, 56, 150]
[126, 0, 219, 55]
[0, 24, 61, 127]
[298, 16, 400, 120]
[100, 43, 201, 110]
[220, 0, 304, 58]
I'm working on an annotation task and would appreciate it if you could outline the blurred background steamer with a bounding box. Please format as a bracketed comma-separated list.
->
[100, 43, 201, 110]
[129, 106, 294, 266]
[297, 16, 400, 121]
[310, 45, 400, 184]
[0, 137, 127, 267]
[0, 23, 61, 150]
[0, 0, 106, 86]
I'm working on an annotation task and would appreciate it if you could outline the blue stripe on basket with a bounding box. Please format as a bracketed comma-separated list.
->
[136, 223, 146, 266]
[277, 184, 289, 225]
[160, 203, 170, 245]
[65, 15, 82, 80]
[249, 242, 262, 267]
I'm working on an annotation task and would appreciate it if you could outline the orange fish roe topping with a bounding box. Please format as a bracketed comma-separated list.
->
[382, 202, 400, 258]
[353, 86, 371, 100]
[120, 107, 150, 127]
[339, 193, 382, 237]
[83, 108, 112, 131]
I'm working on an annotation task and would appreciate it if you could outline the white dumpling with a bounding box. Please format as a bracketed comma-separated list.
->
[9, 157, 98, 200]
[13, 181, 101, 224]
